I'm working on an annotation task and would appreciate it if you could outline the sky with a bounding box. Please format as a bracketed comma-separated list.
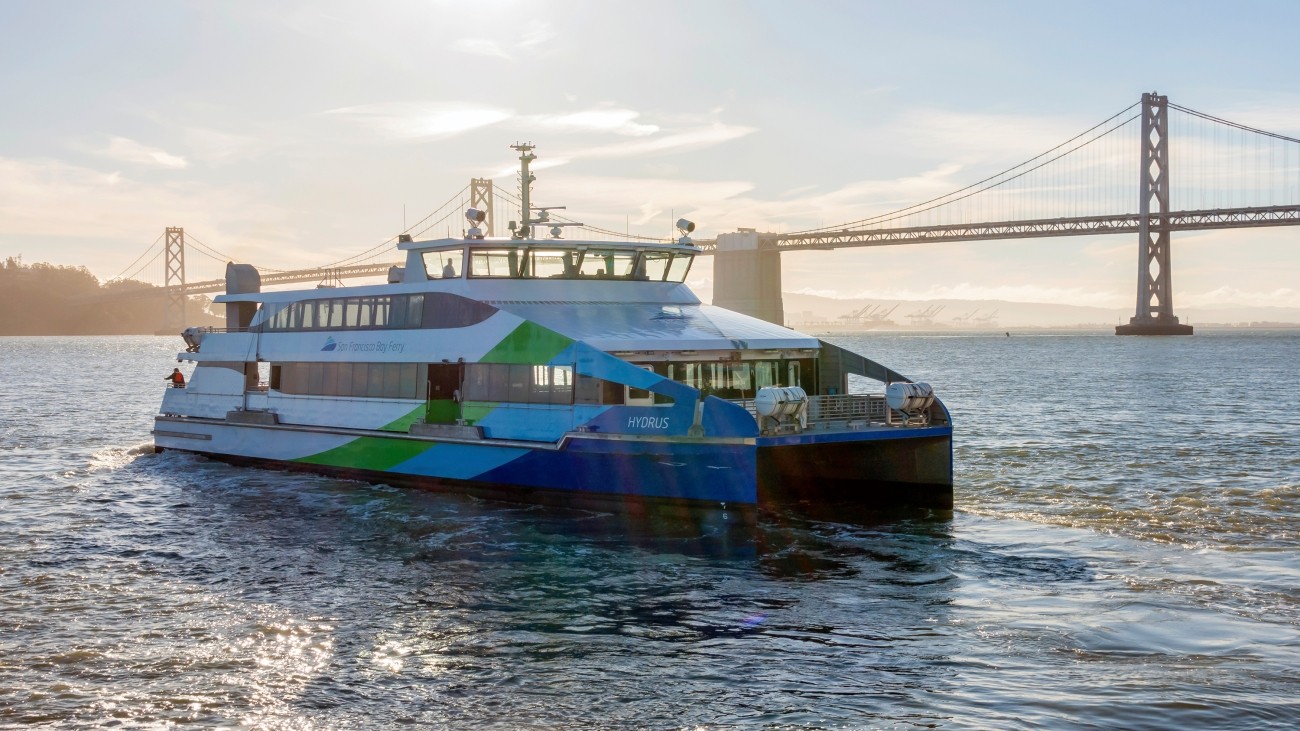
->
[3, 0, 1300, 312]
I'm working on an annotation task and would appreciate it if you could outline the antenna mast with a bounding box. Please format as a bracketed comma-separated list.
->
[511, 142, 536, 239]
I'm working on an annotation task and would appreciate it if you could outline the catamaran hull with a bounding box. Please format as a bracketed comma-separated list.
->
[153, 417, 952, 512]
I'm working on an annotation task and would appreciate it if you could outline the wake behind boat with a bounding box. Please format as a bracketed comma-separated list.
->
[153, 144, 953, 515]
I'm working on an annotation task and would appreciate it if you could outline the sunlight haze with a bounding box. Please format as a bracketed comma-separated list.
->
[3, 0, 1299, 318]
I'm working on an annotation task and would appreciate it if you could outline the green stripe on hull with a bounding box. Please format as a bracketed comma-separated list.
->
[295, 435, 431, 471]
[380, 404, 427, 432]
[482, 321, 573, 364]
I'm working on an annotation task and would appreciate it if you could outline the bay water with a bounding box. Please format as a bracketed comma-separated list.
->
[1, 332, 1297, 729]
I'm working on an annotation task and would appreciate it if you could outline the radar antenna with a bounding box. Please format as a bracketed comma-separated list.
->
[508, 143, 582, 239]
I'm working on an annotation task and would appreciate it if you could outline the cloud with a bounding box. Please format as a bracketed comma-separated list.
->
[99, 136, 188, 169]
[1184, 285, 1300, 308]
[452, 22, 557, 60]
[324, 102, 513, 140]
[523, 108, 660, 137]
[0, 156, 300, 278]
[518, 23, 556, 49]
[576, 122, 758, 159]
[452, 38, 513, 60]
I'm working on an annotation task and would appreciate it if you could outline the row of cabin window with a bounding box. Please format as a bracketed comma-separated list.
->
[266, 359, 807, 404]
[272, 362, 421, 400]
[262, 295, 425, 331]
[423, 248, 694, 282]
[461, 364, 577, 405]
[269, 361, 629, 406]
[640, 359, 809, 400]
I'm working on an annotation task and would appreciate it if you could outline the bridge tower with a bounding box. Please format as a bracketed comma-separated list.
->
[1117, 92, 1193, 335]
[470, 178, 495, 236]
[162, 226, 187, 334]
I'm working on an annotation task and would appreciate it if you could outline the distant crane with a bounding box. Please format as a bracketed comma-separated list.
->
[838, 303, 900, 327]
[906, 304, 946, 326]
[951, 308, 981, 324]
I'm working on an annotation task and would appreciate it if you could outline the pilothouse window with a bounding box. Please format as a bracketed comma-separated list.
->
[452, 245, 694, 282]
[424, 249, 463, 279]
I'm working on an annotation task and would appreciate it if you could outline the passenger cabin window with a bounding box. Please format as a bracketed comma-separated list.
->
[423, 249, 463, 279]
[646, 358, 812, 400]
[261, 294, 425, 331]
[461, 363, 575, 405]
[273, 362, 420, 399]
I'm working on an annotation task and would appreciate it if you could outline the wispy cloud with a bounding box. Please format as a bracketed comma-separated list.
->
[1185, 285, 1300, 308]
[98, 136, 188, 169]
[453, 22, 557, 61]
[518, 23, 557, 49]
[452, 38, 514, 60]
[522, 108, 660, 137]
[577, 123, 758, 159]
[324, 102, 513, 140]
[0, 156, 300, 274]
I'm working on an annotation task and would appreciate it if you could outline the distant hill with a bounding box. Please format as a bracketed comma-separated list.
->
[0, 258, 222, 335]
[782, 291, 1300, 330]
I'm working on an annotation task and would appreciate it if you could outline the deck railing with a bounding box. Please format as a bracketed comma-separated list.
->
[729, 393, 892, 433]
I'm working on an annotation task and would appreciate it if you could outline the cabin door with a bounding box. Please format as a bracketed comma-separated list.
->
[426, 363, 463, 424]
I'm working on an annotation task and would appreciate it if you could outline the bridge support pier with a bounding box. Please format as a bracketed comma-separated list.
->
[1117, 92, 1193, 336]
[712, 229, 785, 325]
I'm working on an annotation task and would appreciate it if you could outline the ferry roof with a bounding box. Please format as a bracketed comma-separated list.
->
[486, 300, 818, 352]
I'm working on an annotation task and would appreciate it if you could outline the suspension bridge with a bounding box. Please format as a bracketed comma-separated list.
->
[101, 92, 1300, 335]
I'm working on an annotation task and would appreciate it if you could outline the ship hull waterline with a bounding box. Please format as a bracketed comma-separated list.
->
[153, 416, 954, 516]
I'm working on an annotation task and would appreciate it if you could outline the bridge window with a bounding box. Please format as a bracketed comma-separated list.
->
[424, 249, 463, 279]
[576, 249, 636, 279]
[665, 253, 693, 282]
[448, 245, 693, 282]
[469, 249, 521, 278]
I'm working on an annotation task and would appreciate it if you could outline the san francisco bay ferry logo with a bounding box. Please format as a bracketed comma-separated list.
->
[321, 336, 338, 351]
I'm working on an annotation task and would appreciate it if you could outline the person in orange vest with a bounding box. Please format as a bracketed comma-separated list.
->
[165, 368, 186, 388]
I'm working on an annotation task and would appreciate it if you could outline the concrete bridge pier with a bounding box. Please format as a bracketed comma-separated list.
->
[711, 229, 785, 326]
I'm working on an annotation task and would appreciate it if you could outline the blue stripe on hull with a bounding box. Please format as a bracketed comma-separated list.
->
[473, 437, 757, 505]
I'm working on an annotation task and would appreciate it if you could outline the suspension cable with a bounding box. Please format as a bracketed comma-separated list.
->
[790, 100, 1143, 234]
[105, 232, 165, 282]
[1169, 103, 1300, 145]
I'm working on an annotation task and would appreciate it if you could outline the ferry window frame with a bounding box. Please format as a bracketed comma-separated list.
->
[459, 245, 694, 282]
[272, 361, 421, 400]
[424, 249, 464, 280]
[259, 294, 427, 332]
[665, 252, 694, 282]
[469, 249, 523, 278]
[461, 362, 576, 405]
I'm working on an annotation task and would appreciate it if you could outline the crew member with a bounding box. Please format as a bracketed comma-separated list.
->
[166, 368, 186, 388]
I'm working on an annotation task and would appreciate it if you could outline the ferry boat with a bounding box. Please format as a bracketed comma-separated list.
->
[154, 145, 953, 516]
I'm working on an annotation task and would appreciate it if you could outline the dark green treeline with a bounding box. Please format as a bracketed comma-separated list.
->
[0, 257, 222, 335]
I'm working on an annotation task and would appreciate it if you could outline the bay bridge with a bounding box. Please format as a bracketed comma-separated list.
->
[103, 92, 1300, 335]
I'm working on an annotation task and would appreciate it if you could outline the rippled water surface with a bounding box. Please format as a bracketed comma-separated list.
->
[2, 333, 1298, 729]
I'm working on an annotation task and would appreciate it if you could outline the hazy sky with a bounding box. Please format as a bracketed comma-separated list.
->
[3, 0, 1299, 309]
